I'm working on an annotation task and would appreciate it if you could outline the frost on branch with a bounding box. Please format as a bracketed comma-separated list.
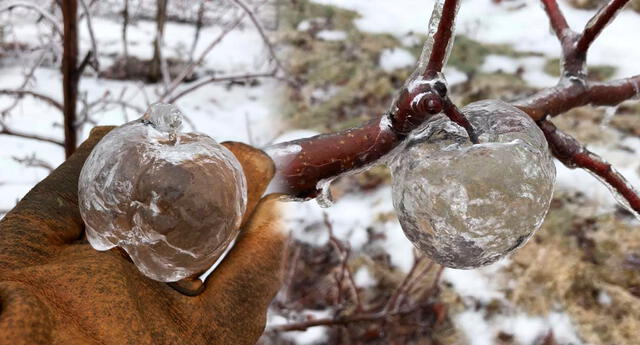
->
[391, 100, 556, 269]
[78, 103, 247, 282]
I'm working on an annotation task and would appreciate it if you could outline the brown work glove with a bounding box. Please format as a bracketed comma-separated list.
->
[0, 127, 287, 345]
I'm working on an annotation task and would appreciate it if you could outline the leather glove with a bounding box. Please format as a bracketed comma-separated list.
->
[0, 126, 286, 345]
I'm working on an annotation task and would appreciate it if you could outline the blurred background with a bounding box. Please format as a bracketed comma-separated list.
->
[1, 0, 639, 344]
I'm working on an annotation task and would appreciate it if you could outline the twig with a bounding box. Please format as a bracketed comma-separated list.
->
[323, 213, 362, 309]
[576, 0, 631, 54]
[0, 125, 64, 146]
[12, 154, 54, 171]
[0, 89, 64, 111]
[269, 301, 434, 332]
[159, 10, 248, 101]
[425, 0, 460, 73]
[514, 75, 640, 120]
[167, 71, 277, 103]
[79, 0, 99, 71]
[539, 120, 640, 216]
[442, 98, 478, 143]
[188, 0, 206, 64]
[230, 0, 286, 72]
[122, 0, 129, 60]
[0, 1, 63, 36]
[540, 0, 573, 45]
[0, 49, 49, 116]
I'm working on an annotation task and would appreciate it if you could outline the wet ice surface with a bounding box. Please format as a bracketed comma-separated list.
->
[78, 104, 247, 282]
[391, 100, 556, 269]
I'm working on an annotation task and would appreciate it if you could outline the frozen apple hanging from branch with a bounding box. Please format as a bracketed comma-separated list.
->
[267, 0, 640, 267]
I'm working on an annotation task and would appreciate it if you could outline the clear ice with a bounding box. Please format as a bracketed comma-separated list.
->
[391, 100, 556, 269]
[78, 103, 247, 282]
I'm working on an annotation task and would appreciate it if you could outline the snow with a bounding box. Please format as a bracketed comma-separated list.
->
[354, 266, 376, 288]
[316, 30, 347, 41]
[379, 48, 416, 72]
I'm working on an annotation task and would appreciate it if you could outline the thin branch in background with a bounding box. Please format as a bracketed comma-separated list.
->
[12, 154, 54, 171]
[121, 0, 129, 61]
[0, 89, 64, 111]
[160, 11, 248, 101]
[0, 0, 64, 36]
[576, 0, 631, 54]
[0, 50, 50, 116]
[188, 0, 206, 64]
[323, 213, 362, 310]
[230, 0, 286, 73]
[0, 123, 64, 146]
[149, 0, 169, 83]
[78, 0, 99, 71]
[167, 71, 276, 103]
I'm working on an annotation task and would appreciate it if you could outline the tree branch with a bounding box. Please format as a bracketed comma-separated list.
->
[230, 0, 286, 73]
[539, 120, 640, 216]
[540, 0, 573, 45]
[424, 0, 460, 73]
[0, 126, 64, 146]
[61, 0, 79, 158]
[514, 75, 640, 120]
[576, 0, 631, 54]
[0, 89, 64, 111]
[167, 71, 277, 103]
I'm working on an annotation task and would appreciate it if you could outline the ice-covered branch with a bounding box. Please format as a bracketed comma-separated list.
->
[424, 0, 460, 73]
[513, 75, 640, 120]
[576, 0, 631, 54]
[539, 120, 640, 217]
[540, 0, 573, 45]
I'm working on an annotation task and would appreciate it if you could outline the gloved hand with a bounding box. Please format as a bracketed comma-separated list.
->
[0, 127, 287, 345]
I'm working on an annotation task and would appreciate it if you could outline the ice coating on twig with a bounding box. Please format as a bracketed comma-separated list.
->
[413, 0, 459, 78]
[78, 103, 247, 282]
[390, 100, 556, 269]
[586, 164, 640, 220]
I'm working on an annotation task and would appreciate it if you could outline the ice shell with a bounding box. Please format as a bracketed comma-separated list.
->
[391, 100, 556, 269]
[78, 112, 247, 282]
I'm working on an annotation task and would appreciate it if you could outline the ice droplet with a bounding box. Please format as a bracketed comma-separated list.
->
[315, 179, 334, 208]
[78, 103, 247, 282]
[390, 100, 556, 269]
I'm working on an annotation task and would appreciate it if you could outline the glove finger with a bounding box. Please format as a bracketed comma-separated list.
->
[192, 194, 287, 343]
[0, 126, 114, 271]
[220, 142, 275, 226]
